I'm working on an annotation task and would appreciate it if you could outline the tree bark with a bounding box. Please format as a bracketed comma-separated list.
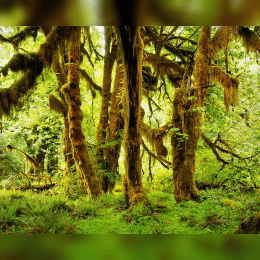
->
[95, 27, 117, 192]
[172, 26, 211, 203]
[62, 26, 102, 196]
[103, 48, 124, 193]
[117, 26, 148, 207]
[52, 49, 76, 176]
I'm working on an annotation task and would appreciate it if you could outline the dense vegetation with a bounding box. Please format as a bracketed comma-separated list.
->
[0, 26, 260, 234]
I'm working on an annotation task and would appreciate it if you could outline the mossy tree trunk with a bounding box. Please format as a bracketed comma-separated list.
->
[104, 48, 124, 193]
[62, 26, 102, 196]
[172, 26, 211, 203]
[63, 116, 75, 173]
[95, 27, 117, 192]
[117, 26, 148, 207]
[52, 49, 76, 176]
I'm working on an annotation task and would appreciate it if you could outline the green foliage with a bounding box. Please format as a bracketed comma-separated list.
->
[0, 184, 260, 234]
[144, 168, 173, 193]
[0, 190, 77, 234]
[61, 169, 86, 198]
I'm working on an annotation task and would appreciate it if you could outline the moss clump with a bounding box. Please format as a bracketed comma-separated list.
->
[238, 26, 260, 56]
[233, 212, 260, 234]
[3, 53, 43, 75]
[220, 198, 237, 208]
[141, 121, 172, 158]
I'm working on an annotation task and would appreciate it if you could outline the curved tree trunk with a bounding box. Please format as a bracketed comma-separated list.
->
[117, 26, 148, 207]
[62, 26, 102, 197]
[172, 26, 211, 203]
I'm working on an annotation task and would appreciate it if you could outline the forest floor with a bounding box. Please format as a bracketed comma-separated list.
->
[0, 183, 260, 234]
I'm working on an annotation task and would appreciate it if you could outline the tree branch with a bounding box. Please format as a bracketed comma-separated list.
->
[141, 139, 171, 169]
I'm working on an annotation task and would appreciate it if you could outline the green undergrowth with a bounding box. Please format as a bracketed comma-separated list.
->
[0, 184, 260, 234]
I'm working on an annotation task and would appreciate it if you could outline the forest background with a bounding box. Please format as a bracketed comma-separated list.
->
[0, 25, 260, 257]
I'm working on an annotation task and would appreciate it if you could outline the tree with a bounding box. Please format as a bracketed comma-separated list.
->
[61, 27, 102, 196]
[103, 45, 124, 193]
[116, 26, 149, 207]
[95, 26, 117, 192]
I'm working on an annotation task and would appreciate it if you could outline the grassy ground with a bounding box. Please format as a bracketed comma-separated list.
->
[1, 182, 260, 234]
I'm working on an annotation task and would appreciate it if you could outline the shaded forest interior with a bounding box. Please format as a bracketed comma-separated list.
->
[0, 26, 260, 234]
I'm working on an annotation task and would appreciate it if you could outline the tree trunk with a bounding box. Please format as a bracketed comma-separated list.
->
[63, 116, 76, 174]
[52, 48, 76, 176]
[46, 135, 59, 175]
[34, 145, 46, 172]
[62, 26, 102, 197]
[172, 26, 211, 203]
[117, 26, 148, 207]
[95, 27, 117, 192]
[104, 48, 124, 193]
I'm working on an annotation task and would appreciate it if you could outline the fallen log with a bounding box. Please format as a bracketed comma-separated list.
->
[20, 183, 55, 191]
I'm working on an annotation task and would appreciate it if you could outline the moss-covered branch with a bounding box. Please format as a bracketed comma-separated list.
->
[80, 68, 102, 96]
[140, 121, 172, 158]
[201, 133, 229, 165]
[1, 53, 43, 76]
[167, 35, 197, 45]
[141, 139, 171, 169]
[144, 27, 194, 63]
[81, 45, 94, 67]
[144, 50, 185, 78]
[0, 26, 67, 116]
[0, 26, 40, 47]
[4, 145, 40, 173]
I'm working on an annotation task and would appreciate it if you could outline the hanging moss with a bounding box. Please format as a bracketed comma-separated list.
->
[208, 65, 239, 114]
[142, 65, 157, 91]
[2, 53, 43, 76]
[39, 26, 67, 67]
[209, 26, 239, 59]
[52, 49, 67, 88]
[141, 121, 172, 157]
[0, 27, 67, 116]
[49, 94, 67, 116]
[144, 50, 185, 78]
[237, 26, 260, 56]
[0, 69, 40, 115]
[0, 89, 10, 115]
